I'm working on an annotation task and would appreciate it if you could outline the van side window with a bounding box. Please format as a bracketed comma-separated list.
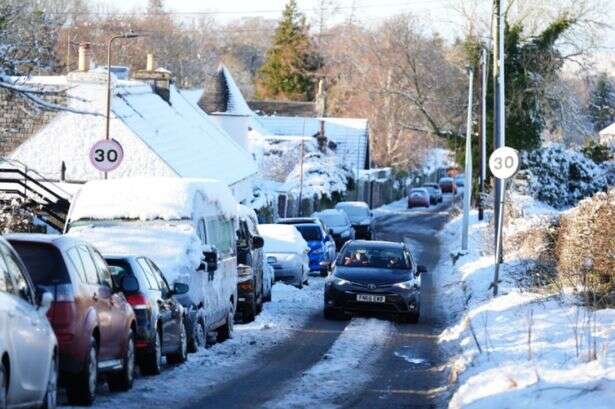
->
[67, 247, 87, 283]
[78, 246, 99, 285]
[89, 247, 113, 288]
[0, 246, 15, 293]
[197, 219, 207, 244]
[0, 243, 33, 303]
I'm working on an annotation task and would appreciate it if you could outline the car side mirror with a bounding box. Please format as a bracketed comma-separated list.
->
[416, 265, 427, 276]
[203, 249, 218, 272]
[37, 291, 54, 314]
[324, 235, 331, 242]
[120, 275, 140, 294]
[173, 282, 189, 295]
[328, 228, 334, 235]
[252, 235, 264, 249]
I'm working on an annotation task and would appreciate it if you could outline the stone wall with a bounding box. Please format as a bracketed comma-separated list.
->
[0, 88, 64, 156]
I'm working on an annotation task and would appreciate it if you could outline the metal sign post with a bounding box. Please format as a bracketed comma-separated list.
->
[462, 67, 474, 251]
[489, 147, 519, 296]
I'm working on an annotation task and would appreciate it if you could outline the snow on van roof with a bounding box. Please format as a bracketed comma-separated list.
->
[258, 224, 308, 255]
[68, 177, 238, 223]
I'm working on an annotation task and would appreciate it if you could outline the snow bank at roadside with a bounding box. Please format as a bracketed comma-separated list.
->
[264, 318, 394, 409]
[435, 197, 615, 409]
[64, 280, 325, 409]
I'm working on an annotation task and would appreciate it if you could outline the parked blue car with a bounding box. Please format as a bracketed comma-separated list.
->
[293, 223, 335, 276]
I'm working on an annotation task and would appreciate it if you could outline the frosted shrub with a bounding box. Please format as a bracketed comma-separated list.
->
[521, 144, 607, 208]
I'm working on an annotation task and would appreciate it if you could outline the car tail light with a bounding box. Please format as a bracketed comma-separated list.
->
[126, 293, 150, 310]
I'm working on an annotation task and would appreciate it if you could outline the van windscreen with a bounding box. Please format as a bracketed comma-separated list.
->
[9, 241, 70, 285]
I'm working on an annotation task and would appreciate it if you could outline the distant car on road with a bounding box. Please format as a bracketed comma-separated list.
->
[313, 209, 355, 250]
[454, 174, 465, 189]
[408, 188, 431, 208]
[259, 224, 309, 288]
[105, 255, 190, 375]
[8, 234, 137, 405]
[422, 183, 443, 204]
[335, 202, 373, 240]
[324, 240, 426, 323]
[438, 177, 457, 194]
[0, 237, 58, 409]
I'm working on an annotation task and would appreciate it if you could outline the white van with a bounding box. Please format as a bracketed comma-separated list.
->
[65, 177, 239, 345]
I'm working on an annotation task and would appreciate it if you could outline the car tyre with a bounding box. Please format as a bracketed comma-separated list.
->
[140, 330, 162, 375]
[216, 305, 234, 342]
[66, 336, 98, 406]
[167, 320, 188, 364]
[41, 354, 58, 409]
[264, 287, 272, 302]
[0, 361, 7, 409]
[107, 330, 135, 392]
[187, 317, 205, 353]
[242, 292, 257, 323]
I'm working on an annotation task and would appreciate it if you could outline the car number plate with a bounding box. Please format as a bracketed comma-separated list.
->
[356, 294, 385, 303]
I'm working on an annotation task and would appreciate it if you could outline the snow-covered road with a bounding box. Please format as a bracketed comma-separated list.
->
[61, 195, 458, 409]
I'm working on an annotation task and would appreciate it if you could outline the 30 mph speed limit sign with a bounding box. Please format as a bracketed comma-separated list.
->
[489, 147, 519, 179]
[89, 139, 124, 172]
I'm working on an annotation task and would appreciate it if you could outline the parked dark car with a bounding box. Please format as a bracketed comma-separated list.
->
[335, 202, 373, 240]
[105, 256, 190, 375]
[422, 183, 443, 204]
[7, 234, 137, 406]
[236, 205, 266, 323]
[439, 177, 457, 194]
[324, 240, 426, 323]
[313, 209, 355, 250]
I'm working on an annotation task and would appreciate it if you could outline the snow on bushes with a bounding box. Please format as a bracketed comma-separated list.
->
[0, 197, 43, 233]
[556, 189, 615, 306]
[520, 144, 608, 208]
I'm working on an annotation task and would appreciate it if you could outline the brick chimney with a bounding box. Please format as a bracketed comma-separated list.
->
[78, 43, 91, 72]
[133, 54, 172, 104]
[315, 79, 326, 117]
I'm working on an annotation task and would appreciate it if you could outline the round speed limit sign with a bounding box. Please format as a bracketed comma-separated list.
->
[489, 147, 519, 179]
[89, 139, 124, 172]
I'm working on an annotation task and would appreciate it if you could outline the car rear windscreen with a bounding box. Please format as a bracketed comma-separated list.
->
[9, 241, 70, 285]
[295, 225, 323, 241]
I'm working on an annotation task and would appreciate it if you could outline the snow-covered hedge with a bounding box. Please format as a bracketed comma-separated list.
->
[556, 189, 615, 305]
[520, 144, 608, 208]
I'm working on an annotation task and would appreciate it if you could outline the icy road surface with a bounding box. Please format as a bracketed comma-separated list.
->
[62, 195, 458, 409]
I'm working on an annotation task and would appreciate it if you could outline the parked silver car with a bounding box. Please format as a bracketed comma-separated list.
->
[0, 237, 58, 409]
[259, 224, 310, 288]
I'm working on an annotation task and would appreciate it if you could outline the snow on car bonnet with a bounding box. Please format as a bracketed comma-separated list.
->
[68, 177, 238, 222]
[259, 224, 308, 254]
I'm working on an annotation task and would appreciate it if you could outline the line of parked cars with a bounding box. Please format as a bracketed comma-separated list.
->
[0, 175, 380, 408]
[406, 175, 464, 209]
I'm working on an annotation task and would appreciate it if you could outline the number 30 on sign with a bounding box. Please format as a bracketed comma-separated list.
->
[89, 139, 124, 172]
[489, 147, 519, 180]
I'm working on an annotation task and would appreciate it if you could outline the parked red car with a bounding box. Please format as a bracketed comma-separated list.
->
[8, 234, 137, 406]
[439, 177, 457, 194]
[408, 188, 431, 208]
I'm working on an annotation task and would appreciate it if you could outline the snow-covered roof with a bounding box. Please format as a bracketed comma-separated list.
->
[68, 177, 239, 223]
[599, 122, 615, 136]
[258, 224, 308, 254]
[255, 116, 369, 171]
[114, 83, 257, 185]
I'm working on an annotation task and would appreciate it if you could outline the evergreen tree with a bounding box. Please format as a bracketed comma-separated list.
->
[589, 72, 615, 131]
[256, 0, 319, 101]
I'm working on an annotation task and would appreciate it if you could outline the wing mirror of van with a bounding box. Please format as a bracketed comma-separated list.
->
[252, 235, 264, 249]
[203, 249, 218, 272]
[172, 282, 189, 295]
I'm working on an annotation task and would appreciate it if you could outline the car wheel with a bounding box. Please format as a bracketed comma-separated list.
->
[108, 330, 135, 392]
[41, 354, 58, 409]
[167, 320, 188, 364]
[216, 304, 234, 342]
[264, 288, 272, 302]
[0, 361, 7, 409]
[66, 336, 98, 405]
[140, 330, 162, 375]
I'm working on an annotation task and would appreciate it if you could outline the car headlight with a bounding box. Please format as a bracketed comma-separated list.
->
[393, 280, 416, 290]
[331, 277, 350, 287]
[267, 256, 277, 264]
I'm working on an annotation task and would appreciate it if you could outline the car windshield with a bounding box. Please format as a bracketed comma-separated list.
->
[319, 213, 348, 227]
[338, 246, 410, 270]
[9, 241, 70, 285]
[295, 225, 323, 241]
[337, 205, 369, 220]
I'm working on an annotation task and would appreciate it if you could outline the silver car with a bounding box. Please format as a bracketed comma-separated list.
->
[259, 224, 310, 288]
[0, 237, 57, 409]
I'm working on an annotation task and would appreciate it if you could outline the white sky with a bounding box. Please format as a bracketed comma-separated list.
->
[98, 0, 614, 51]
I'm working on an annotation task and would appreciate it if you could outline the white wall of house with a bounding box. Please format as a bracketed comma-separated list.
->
[210, 114, 251, 151]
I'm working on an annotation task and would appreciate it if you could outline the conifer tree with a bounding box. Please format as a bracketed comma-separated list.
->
[589, 72, 615, 131]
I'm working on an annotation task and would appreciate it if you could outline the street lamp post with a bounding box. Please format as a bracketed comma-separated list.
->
[104, 32, 140, 178]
